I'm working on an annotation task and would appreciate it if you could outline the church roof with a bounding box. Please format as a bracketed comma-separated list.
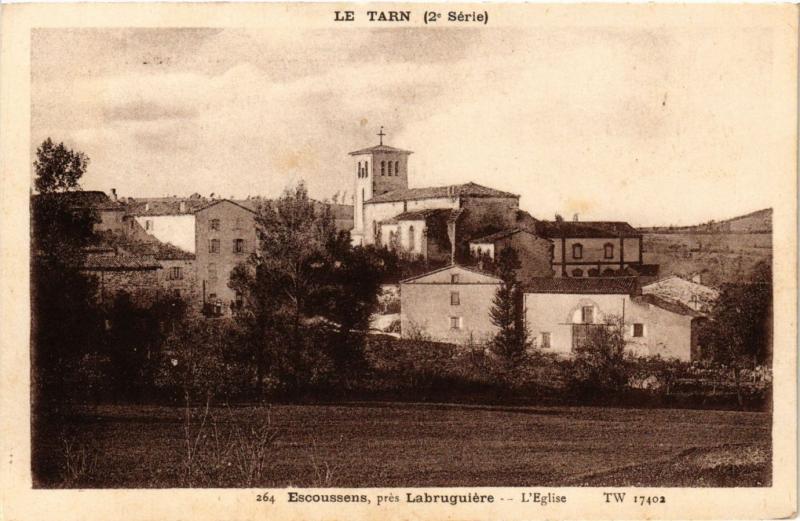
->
[379, 208, 462, 224]
[366, 182, 519, 204]
[349, 144, 413, 156]
[469, 227, 539, 244]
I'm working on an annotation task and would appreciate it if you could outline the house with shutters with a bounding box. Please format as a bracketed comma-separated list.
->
[194, 199, 258, 315]
[399, 264, 501, 344]
[523, 277, 705, 361]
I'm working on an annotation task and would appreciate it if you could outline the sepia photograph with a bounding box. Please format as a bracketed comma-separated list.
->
[1, 3, 796, 520]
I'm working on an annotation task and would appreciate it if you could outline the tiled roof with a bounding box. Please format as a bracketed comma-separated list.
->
[124, 197, 209, 216]
[94, 231, 195, 261]
[633, 294, 704, 317]
[194, 199, 258, 215]
[81, 253, 161, 270]
[523, 277, 640, 295]
[379, 208, 461, 224]
[348, 144, 413, 156]
[470, 227, 538, 244]
[534, 220, 641, 238]
[367, 182, 519, 204]
[400, 263, 501, 284]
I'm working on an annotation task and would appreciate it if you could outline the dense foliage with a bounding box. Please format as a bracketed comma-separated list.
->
[488, 247, 530, 361]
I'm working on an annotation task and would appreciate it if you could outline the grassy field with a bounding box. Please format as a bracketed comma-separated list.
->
[34, 402, 771, 488]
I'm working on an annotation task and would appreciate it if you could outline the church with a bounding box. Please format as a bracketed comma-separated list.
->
[349, 128, 527, 266]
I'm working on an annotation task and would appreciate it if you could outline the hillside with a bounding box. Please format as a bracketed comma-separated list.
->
[640, 209, 772, 234]
[640, 209, 772, 287]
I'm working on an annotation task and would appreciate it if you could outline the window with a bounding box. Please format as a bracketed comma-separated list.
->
[633, 323, 645, 337]
[208, 263, 217, 280]
[364, 161, 368, 176]
[145, 219, 153, 231]
[208, 293, 217, 301]
[581, 306, 594, 324]
[388, 161, 393, 176]
[210, 219, 220, 231]
[357, 161, 361, 177]
[234, 291, 244, 309]
[571, 268, 584, 277]
[450, 317, 462, 330]
[451, 291, 460, 306]
[169, 266, 183, 280]
[209, 239, 220, 253]
[233, 238, 245, 253]
[541, 332, 551, 348]
[451, 274, 459, 284]
[604, 243, 614, 259]
[572, 243, 583, 259]
[395, 161, 399, 175]
[408, 225, 415, 251]
[381, 161, 385, 176]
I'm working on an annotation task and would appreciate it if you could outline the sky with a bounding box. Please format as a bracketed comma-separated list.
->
[31, 22, 791, 226]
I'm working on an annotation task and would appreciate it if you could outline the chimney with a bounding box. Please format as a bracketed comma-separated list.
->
[573, 213, 579, 222]
[179, 201, 186, 213]
[145, 202, 150, 212]
[110, 188, 117, 201]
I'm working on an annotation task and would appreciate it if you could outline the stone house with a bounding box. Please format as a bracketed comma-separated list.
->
[123, 196, 208, 253]
[194, 199, 258, 315]
[523, 277, 704, 361]
[468, 228, 554, 282]
[532, 220, 657, 279]
[400, 264, 501, 344]
[80, 249, 161, 306]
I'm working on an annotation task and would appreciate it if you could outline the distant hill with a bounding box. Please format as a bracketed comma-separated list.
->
[639, 208, 772, 234]
[639, 209, 772, 287]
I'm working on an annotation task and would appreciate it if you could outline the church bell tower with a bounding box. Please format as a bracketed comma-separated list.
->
[349, 127, 412, 245]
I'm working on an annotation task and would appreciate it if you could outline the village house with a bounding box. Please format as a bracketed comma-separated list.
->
[400, 264, 500, 344]
[194, 199, 258, 315]
[80, 247, 162, 306]
[642, 275, 719, 313]
[523, 277, 705, 361]
[123, 195, 208, 253]
[529, 219, 658, 279]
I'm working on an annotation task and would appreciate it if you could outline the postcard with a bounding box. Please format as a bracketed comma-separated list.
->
[0, 3, 796, 520]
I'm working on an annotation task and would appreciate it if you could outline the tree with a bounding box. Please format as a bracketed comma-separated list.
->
[34, 138, 89, 193]
[568, 316, 630, 400]
[489, 247, 529, 361]
[30, 142, 99, 409]
[315, 241, 385, 372]
[230, 182, 386, 393]
[699, 261, 772, 408]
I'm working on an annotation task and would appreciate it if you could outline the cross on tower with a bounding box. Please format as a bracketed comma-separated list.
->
[377, 126, 386, 145]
